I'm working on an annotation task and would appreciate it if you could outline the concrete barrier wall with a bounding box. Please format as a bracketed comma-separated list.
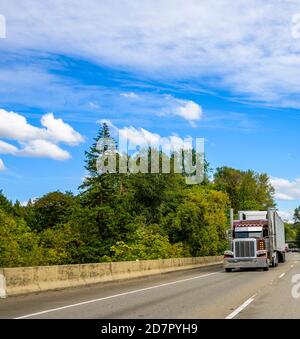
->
[2, 256, 222, 297]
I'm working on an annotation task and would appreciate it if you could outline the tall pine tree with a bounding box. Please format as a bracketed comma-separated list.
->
[83, 122, 112, 178]
[79, 122, 119, 205]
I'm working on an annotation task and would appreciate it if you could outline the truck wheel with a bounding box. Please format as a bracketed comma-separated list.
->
[263, 266, 269, 271]
[279, 252, 285, 263]
[225, 268, 232, 272]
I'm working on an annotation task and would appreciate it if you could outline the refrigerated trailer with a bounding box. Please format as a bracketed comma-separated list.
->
[224, 209, 286, 272]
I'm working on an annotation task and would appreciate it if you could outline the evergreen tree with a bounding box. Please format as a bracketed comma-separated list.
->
[0, 190, 13, 214]
[79, 122, 119, 206]
[83, 122, 112, 178]
[294, 207, 300, 224]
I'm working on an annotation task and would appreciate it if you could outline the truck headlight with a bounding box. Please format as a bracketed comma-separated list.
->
[224, 250, 234, 258]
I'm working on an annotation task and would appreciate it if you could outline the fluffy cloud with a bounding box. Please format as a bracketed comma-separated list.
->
[270, 177, 300, 201]
[156, 95, 203, 125]
[0, 109, 83, 145]
[0, 158, 5, 171]
[0, 109, 83, 162]
[0, 140, 18, 154]
[119, 126, 160, 148]
[2, 1, 300, 106]
[100, 119, 193, 152]
[173, 99, 202, 122]
[0, 109, 44, 141]
[19, 140, 70, 160]
[40, 113, 84, 145]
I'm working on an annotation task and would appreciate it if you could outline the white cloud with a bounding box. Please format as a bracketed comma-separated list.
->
[0, 140, 18, 154]
[275, 193, 295, 201]
[120, 92, 203, 123]
[0, 158, 5, 171]
[0, 109, 83, 162]
[0, 109, 44, 141]
[120, 126, 194, 152]
[271, 177, 300, 201]
[2, 1, 300, 106]
[157, 95, 203, 123]
[98, 119, 116, 129]
[0, 109, 83, 145]
[41, 113, 84, 145]
[119, 126, 160, 148]
[19, 139, 71, 160]
[174, 99, 202, 122]
[120, 92, 139, 99]
[101, 120, 193, 152]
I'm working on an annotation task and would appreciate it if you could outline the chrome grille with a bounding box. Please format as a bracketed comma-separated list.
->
[234, 240, 255, 258]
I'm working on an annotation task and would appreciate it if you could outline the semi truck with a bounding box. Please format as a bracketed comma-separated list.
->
[224, 209, 286, 272]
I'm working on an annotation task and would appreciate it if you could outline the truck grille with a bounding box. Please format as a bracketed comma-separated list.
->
[234, 240, 255, 258]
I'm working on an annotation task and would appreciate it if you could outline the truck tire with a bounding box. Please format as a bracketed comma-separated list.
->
[225, 268, 232, 272]
[271, 258, 275, 267]
[263, 266, 269, 271]
[279, 252, 285, 263]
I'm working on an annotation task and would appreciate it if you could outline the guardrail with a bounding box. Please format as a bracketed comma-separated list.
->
[0, 256, 223, 297]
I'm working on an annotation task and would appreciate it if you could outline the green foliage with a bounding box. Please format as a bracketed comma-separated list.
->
[79, 122, 119, 207]
[164, 188, 230, 256]
[29, 191, 77, 231]
[285, 223, 297, 241]
[39, 223, 82, 265]
[0, 124, 282, 267]
[294, 207, 300, 224]
[0, 209, 44, 267]
[83, 122, 112, 178]
[110, 227, 185, 261]
[0, 190, 14, 215]
[214, 167, 275, 212]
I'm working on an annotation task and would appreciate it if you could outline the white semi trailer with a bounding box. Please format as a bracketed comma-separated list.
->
[224, 209, 286, 272]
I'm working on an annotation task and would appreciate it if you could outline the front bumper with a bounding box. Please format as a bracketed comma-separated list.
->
[224, 257, 268, 269]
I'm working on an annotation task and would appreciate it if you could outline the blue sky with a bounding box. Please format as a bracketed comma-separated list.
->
[0, 0, 300, 221]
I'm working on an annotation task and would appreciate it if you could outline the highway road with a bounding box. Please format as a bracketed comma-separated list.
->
[0, 253, 300, 319]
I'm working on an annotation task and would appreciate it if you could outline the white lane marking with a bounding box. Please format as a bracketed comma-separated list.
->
[279, 273, 286, 279]
[15, 271, 220, 319]
[225, 295, 256, 319]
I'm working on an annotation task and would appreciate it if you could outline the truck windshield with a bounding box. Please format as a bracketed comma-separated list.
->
[235, 231, 262, 238]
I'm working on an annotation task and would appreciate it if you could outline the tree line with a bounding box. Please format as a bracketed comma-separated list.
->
[285, 207, 300, 247]
[0, 123, 282, 267]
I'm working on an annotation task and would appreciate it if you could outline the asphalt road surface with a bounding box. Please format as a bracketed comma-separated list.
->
[0, 253, 300, 319]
